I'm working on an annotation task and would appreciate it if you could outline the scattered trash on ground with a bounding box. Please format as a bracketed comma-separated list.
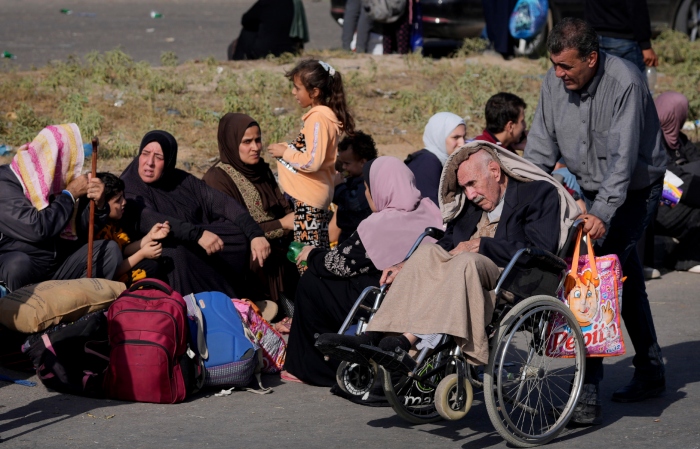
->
[86, 413, 116, 420]
[392, 127, 407, 135]
[374, 88, 396, 99]
[2, 51, 16, 59]
[146, 28, 155, 33]
[0, 144, 12, 156]
[150, 11, 163, 19]
[682, 119, 700, 131]
[216, 66, 224, 74]
[60, 9, 96, 17]
[114, 100, 124, 107]
[273, 107, 288, 116]
[83, 143, 93, 157]
[165, 37, 175, 43]
[167, 109, 181, 116]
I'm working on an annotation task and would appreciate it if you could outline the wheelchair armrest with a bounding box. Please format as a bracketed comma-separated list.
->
[494, 247, 567, 297]
[525, 247, 567, 273]
[425, 227, 445, 240]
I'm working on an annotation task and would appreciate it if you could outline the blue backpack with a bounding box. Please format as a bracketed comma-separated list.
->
[184, 291, 258, 388]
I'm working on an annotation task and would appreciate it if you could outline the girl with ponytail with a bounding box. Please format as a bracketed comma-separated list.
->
[267, 59, 355, 272]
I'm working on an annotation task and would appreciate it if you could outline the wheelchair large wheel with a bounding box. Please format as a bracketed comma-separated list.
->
[484, 295, 585, 447]
[336, 360, 376, 396]
[379, 348, 452, 424]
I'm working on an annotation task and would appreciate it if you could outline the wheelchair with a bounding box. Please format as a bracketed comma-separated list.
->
[317, 222, 586, 447]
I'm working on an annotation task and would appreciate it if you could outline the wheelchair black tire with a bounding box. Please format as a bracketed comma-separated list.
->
[484, 295, 586, 447]
[379, 365, 442, 424]
[336, 360, 376, 396]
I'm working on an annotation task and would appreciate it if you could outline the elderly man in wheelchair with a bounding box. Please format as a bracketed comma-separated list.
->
[317, 141, 589, 447]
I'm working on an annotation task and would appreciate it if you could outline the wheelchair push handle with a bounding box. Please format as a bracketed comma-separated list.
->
[525, 247, 567, 272]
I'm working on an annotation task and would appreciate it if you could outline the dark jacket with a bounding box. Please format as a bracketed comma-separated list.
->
[405, 149, 442, 206]
[333, 176, 372, 244]
[666, 133, 700, 209]
[584, 0, 653, 49]
[436, 179, 561, 267]
[0, 165, 108, 269]
[232, 0, 300, 60]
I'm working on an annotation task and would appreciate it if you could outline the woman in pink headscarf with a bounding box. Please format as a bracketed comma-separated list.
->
[283, 156, 443, 385]
[654, 91, 700, 273]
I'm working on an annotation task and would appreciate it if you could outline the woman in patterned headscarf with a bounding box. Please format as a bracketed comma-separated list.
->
[203, 113, 298, 305]
[0, 124, 120, 291]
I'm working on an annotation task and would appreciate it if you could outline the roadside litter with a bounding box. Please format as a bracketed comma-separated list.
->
[60, 9, 96, 17]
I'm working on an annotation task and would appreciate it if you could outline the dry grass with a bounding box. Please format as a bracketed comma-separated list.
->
[1, 35, 698, 176]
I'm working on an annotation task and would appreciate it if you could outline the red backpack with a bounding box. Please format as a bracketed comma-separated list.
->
[103, 279, 202, 403]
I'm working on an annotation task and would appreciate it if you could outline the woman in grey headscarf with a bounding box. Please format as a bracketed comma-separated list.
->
[405, 112, 466, 205]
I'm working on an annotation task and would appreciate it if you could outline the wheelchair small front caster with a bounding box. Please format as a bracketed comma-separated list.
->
[435, 373, 474, 421]
[336, 360, 376, 396]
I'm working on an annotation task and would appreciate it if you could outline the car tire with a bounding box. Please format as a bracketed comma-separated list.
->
[513, 8, 553, 58]
[674, 0, 700, 41]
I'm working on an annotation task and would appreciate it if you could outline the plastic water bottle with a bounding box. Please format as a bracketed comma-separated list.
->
[60, 8, 72, 14]
[645, 66, 657, 95]
[287, 241, 307, 267]
[2, 51, 16, 59]
[150, 11, 163, 19]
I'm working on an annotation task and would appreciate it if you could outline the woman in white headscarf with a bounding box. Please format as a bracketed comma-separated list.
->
[405, 112, 466, 205]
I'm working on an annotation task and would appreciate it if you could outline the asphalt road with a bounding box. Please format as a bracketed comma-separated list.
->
[0, 0, 343, 69]
[1, 271, 699, 448]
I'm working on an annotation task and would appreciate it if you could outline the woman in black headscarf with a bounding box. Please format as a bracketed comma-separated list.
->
[203, 113, 298, 304]
[120, 130, 271, 297]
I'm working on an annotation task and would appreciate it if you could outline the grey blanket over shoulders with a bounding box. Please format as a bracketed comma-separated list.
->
[438, 141, 581, 250]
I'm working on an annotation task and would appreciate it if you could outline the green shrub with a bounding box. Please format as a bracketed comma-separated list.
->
[161, 51, 179, 67]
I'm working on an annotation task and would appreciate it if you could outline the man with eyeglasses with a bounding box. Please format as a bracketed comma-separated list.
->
[524, 17, 667, 426]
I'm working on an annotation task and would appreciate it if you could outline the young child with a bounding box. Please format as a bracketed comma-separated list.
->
[267, 59, 355, 271]
[96, 172, 170, 285]
[333, 131, 377, 244]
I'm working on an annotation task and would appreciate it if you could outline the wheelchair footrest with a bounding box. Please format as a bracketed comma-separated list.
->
[315, 342, 372, 367]
[359, 345, 417, 374]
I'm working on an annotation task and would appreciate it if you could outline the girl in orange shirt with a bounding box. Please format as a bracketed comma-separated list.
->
[268, 60, 355, 267]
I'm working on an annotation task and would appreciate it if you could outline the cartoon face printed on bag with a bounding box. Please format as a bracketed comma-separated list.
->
[564, 269, 601, 327]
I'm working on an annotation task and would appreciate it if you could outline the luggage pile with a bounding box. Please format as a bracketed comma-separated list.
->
[0, 278, 286, 403]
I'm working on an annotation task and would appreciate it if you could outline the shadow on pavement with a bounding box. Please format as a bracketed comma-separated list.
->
[549, 340, 700, 444]
[365, 395, 502, 448]
[0, 393, 126, 444]
[366, 340, 700, 447]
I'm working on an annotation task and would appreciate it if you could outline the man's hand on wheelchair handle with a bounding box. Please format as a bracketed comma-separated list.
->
[381, 262, 405, 285]
[449, 238, 480, 256]
[579, 213, 606, 240]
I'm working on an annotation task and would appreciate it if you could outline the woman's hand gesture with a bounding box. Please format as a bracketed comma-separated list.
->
[148, 221, 171, 241]
[198, 230, 224, 255]
[251, 236, 271, 267]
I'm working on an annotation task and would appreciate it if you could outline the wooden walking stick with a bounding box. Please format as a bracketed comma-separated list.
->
[87, 137, 99, 278]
